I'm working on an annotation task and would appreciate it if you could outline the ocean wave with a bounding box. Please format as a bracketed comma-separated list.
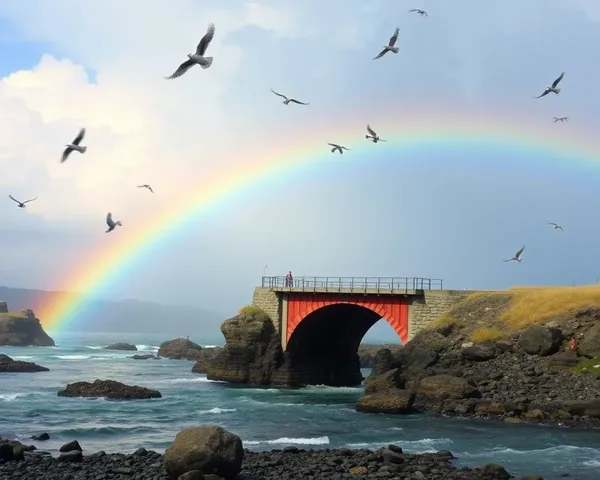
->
[135, 345, 159, 351]
[54, 355, 90, 360]
[85, 346, 103, 350]
[199, 407, 237, 415]
[10, 355, 34, 360]
[156, 376, 221, 384]
[583, 460, 600, 467]
[305, 385, 363, 392]
[460, 445, 600, 457]
[202, 345, 222, 348]
[244, 436, 330, 446]
[0, 393, 26, 401]
[347, 437, 453, 451]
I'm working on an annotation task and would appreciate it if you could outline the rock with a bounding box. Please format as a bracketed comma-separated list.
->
[461, 344, 498, 362]
[0, 301, 7, 313]
[178, 471, 205, 480]
[578, 323, 600, 358]
[415, 375, 481, 400]
[105, 343, 137, 351]
[480, 463, 510, 479]
[159, 338, 203, 360]
[0, 306, 55, 346]
[548, 351, 579, 370]
[364, 368, 403, 394]
[191, 347, 223, 374]
[59, 440, 82, 452]
[132, 354, 159, 360]
[0, 354, 49, 373]
[30, 433, 50, 441]
[356, 389, 415, 414]
[58, 450, 82, 462]
[163, 426, 244, 479]
[518, 325, 563, 356]
[358, 344, 402, 369]
[554, 400, 600, 418]
[57, 379, 162, 400]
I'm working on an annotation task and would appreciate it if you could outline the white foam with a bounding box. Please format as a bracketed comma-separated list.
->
[199, 407, 237, 415]
[157, 376, 223, 384]
[135, 345, 159, 351]
[55, 355, 90, 360]
[11, 355, 34, 360]
[0, 393, 25, 401]
[347, 437, 452, 451]
[202, 345, 222, 348]
[583, 460, 600, 467]
[85, 346, 103, 350]
[244, 436, 330, 446]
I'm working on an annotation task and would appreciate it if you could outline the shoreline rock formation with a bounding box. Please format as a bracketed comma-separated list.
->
[57, 379, 162, 400]
[104, 343, 137, 351]
[0, 303, 55, 347]
[0, 354, 49, 373]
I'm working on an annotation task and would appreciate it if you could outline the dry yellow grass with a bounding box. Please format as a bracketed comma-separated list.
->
[501, 284, 600, 329]
[470, 327, 506, 343]
[430, 314, 463, 328]
[238, 305, 265, 316]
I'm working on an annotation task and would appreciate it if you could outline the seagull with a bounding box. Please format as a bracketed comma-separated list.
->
[165, 23, 215, 80]
[270, 89, 309, 105]
[548, 222, 563, 231]
[8, 195, 38, 208]
[366, 125, 386, 143]
[409, 9, 428, 16]
[504, 246, 525, 263]
[137, 184, 154, 193]
[61, 128, 87, 163]
[373, 28, 400, 59]
[105, 212, 122, 233]
[553, 116, 569, 123]
[535, 72, 565, 98]
[328, 143, 350, 154]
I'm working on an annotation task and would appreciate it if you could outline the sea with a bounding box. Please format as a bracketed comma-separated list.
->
[1, 332, 600, 480]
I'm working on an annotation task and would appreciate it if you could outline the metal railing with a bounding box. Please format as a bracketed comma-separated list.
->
[261, 276, 443, 292]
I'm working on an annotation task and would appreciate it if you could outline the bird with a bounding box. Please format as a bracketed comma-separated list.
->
[270, 89, 309, 105]
[105, 212, 122, 233]
[553, 116, 569, 123]
[409, 9, 428, 16]
[535, 72, 565, 98]
[61, 128, 87, 163]
[548, 222, 564, 231]
[373, 28, 400, 59]
[137, 184, 154, 193]
[328, 143, 350, 154]
[504, 246, 525, 263]
[165, 23, 215, 80]
[8, 195, 38, 208]
[366, 125, 386, 143]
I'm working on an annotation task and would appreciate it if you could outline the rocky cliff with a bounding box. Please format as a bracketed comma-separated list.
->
[0, 305, 55, 347]
[357, 287, 600, 428]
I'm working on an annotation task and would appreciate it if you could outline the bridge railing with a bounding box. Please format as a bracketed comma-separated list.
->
[261, 276, 443, 292]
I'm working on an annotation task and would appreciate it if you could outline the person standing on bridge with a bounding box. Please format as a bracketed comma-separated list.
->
[286, 271, 293, 287]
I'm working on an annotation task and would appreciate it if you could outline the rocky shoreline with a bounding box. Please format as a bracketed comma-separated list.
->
[0, 440, 542, 480]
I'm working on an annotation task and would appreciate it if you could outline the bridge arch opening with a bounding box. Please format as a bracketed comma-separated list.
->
[285, 303, 403, 387]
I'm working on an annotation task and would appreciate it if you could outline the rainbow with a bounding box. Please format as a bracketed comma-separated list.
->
[38, 108, 600, 332]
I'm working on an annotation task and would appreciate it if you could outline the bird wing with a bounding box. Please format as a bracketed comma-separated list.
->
[289, 98, 308, 105]
[342, 146, 350, 150]
[388, 28, 400, 47]
[551, 72, 564, 88]
[270, 88, 287, 100]
[106, 212, 114, 227]
[72, 128, 85, 145]
[61, 147, 73, 163]
[548, 222, 557, 226]
[366, 125, 377, 137]
[534, 90, 549, 99]
[8, 195, 20, 204]
[515, 246, 525, 258]
[165, 59, 196, 80]
[408, 9, 418, 12]
[424, 11, 428, 16]
[148, 186, 154, 193]
[373, 48, 388, 60]
[196, 23, 216, 56]
[23, 197, 38, 204]
[327, 143, 339, 148]
[137, 185, 145, 188]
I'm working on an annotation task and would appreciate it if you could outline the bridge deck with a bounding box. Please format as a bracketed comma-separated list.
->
[261, 276, 443, 295]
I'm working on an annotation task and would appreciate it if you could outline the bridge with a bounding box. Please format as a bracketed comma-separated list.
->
[252, 276, 478, 385]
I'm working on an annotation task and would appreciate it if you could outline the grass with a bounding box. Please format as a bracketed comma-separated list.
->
[470, 327, 506, 343]
[573, 356, 600, 376]
[430, 314, 463, 329]
[238, 305, 265, 316]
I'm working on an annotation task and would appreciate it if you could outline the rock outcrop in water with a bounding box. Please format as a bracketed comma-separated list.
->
[104, 343, 137, 351]
[57, 379, 162, 400]
[358, 290, 600, 428]
[0, 304, 55, 347]
[0, 354, 49, 373]
[358, 344, 403, 368]
[158, 338, 203, 360]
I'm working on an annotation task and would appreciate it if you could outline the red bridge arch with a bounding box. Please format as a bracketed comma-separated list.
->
[286, 293, 409, 344]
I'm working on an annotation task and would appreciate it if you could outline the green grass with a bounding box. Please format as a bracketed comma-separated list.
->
[573, 356, 600, 376]
[238, 305, 265, 316]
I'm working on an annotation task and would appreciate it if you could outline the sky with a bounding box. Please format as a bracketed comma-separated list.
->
[1, 0, 600, 339]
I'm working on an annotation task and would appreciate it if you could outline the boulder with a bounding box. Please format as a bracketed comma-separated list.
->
[31, 433, 50, 441]
[132, 354, 159, 360]
[159, 338, 203, 360]
[518, 325, 563, 356]
[578, 323, 600, 358]
[0, 307, 55, 347]
[548, 351, 579, 370]
[104, 343, 137, 351]
[164, 426, 244, 479]
[191, 347, 223, 374]
[59, 440, 82, 452]
[57, 379, 162, 400]
[0, 353, 49, 372]
[355, 389, 415, 414]
[0, 301, 7, 313]
[364, 368, 403, 394]
[415, 374, 481, 400]
[358, 344, 402, 369]
[461, 343, 498, 362]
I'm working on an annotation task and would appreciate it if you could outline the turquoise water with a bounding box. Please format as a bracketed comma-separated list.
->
[1, 332, 600, 480]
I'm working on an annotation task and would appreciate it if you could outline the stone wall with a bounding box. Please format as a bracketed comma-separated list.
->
[252, 288, 283, 333]
[408, 290, 479, 340]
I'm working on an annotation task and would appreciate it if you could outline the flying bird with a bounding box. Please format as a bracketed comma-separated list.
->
[553, 116, 569, 123]
[8, 195, 38, 208]
[61, 128, 87, 163]
[504, 246, 525, 263]
[409, 9, 428, 16]
[373, 28, 400, 59]
[548, 222, 563, 231]
[270, 89, 309, 105]
[137, 184, 154, 193]
[165, 23, 215, 80]
[366, 125, 386, 143]
[105, 212, 122, 233]
[535, 72, 565, 99]
[328, 143, 350, 154]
